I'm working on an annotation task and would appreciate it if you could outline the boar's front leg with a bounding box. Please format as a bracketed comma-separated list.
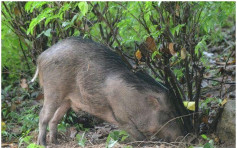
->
[122, 122, 146, 141]
[49, 100, 70, 144]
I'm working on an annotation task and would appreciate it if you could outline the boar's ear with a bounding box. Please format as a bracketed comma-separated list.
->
[147, 96, 160, 110]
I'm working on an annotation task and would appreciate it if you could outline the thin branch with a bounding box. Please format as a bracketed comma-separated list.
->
[115, 2, 148, 31]
[185, 57, 192, 101]
[138, 2, 151, 34]
[147, 62, 162, 80]
[204, 78, 235, 85]
[219, 49, 235, 97]
[152, 2, 175, 42]
[18, 37, 31, 75]
[151, 112, 201, 140]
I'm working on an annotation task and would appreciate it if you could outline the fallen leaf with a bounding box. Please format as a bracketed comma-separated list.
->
[35, 93, 44, 101]
[2, 121, 6, 131]
[135, 49, 142, 61]
[201, 80, 209, 88]
[230, 59, 235, 65]
[159, 144, 166, 148]
[14, 100, 21, 104]
[91, 132, 102, 140]
[69, 126, 78, 138]
[146, 36, 156, 52]
[218, 67, 225, 74]
[14, 7, 20, 15]
[76, 20, 82, 27]
[20, 78, 28, 90]
[214, 137, 220, 143]
[216, 61, 234, 65]
[203, 51, 214, 58]
[175, 4, 180, 16]
[10, 103, 17, 111]
[205, 93, 212, 97]
[84, 23, 89, 32]
[181, 48, 187, 59]
[168, 43, 176, 55]
[2, 143, 17, 148]
[201, 115, 209, 124]
[220, 98, 227, 106]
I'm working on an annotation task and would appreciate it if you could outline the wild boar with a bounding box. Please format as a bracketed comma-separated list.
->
[32, 37, 184, 146]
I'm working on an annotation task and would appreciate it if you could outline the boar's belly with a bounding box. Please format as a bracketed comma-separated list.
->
[69, 93, 118, 126]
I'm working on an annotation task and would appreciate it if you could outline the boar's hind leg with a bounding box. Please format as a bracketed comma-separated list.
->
[49, 100, 71, 144]
[37, 104, 58, 146]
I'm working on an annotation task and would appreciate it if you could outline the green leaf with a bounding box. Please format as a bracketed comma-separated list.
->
[145, 2, 152, 10]
[27, 17, 46, 35]
[71, 14, 79, 23]
[106, 133, 118, 148]
[27, 143, 44, 148]
[36, 31, 44, 38]
[62, 21, 71, 28]
[78, 2, 88, 16]
[107, 138, 118, 148]
[27, 8, 55, 35]
[158, 1, 162, 6]
[44, 29, 51, 37]
[76, 133, 87, 148]
[195, 35, 208, 56]
[31, 2, 48, 13]
[119, 130, 129, 142]
[201, 134, 208, 140]
[170, 24, 185, 36]
[152, 51, 160, 60]
[45, 15, 60, 26]
[144, 11, 151, 23]
[23, 136, 32, 144]
[204, 142, 214, 148]
[25, 2, 33, 12]
[25, 2, 48, 13]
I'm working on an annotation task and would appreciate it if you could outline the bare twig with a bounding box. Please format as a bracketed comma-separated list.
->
[147, 62, 162, 80]
[185, 57, 192, 101]
[18, 37, 32, 75]
[151, 112, 200, 140]
[219, 49, 234, 97]
[204, 77, 235, 85]
[138, 2, 151, 34]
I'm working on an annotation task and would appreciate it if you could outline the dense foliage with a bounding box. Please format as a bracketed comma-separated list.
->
[1, 1, 235, 147]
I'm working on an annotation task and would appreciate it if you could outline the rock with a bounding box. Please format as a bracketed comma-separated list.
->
[216, 100, 236, 143]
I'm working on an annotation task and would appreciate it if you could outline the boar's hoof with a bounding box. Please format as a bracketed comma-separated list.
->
[50, 138, 59, 145]
[37, 139, 46, 147]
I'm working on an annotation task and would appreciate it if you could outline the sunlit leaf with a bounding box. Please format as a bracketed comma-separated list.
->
[183, 101, 195, 111]
[78, 2, 88, 16]
[221, 98, 227, 106]
[44, 29, 51, 37]
[201, 134, 208, 140]
[135, 50, 142, 61]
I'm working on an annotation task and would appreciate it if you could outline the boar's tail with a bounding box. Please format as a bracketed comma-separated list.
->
[30, 66, 39, 83]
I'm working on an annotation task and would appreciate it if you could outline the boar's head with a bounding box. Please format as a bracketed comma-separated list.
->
[133, 91, 185, 142]
[105, 72, 185, 142]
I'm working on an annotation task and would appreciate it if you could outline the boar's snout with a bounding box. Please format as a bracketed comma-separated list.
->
[158, 120, 184, 142]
